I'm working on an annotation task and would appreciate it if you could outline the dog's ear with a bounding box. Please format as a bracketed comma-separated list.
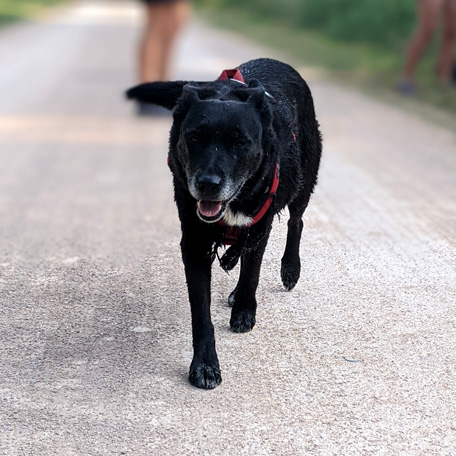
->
[125, 81, 189, 110]
[247, 80, 268, 107]
[181, 82, 202, 102]
[233, 79, 268, 107]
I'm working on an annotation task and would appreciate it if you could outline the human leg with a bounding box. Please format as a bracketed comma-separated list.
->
[437, 0, 456, 85]
[139, 3, 164, 83]
[138, 1, 190, 83]
[403, 0, 443, 82]
[156, 1, 190, 80]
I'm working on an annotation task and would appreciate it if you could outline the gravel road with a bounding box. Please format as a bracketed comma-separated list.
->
[1, 1, 455, 455]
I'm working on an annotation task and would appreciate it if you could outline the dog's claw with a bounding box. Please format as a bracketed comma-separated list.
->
[228, 289, 236, 307]
[230, 309, 256, 333]
[189, 364, 222, 389]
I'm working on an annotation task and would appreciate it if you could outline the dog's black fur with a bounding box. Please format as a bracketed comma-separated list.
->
[127, 58, 322, 389]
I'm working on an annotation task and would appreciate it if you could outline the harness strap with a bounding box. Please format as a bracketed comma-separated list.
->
[247, 161, 280, 226]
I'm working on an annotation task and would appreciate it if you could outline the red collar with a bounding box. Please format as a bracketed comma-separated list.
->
[218, 67, 274, 99]
[218, 68, 245, 83]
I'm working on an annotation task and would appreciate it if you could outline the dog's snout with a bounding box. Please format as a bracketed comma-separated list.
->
[196, 173, 222, 198]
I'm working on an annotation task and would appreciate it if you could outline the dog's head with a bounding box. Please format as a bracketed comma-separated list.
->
[127, 79, 273, 223]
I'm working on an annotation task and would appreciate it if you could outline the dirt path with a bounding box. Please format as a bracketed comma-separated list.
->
[1, 1, 455, 455]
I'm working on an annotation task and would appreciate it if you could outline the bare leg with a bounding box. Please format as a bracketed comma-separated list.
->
[403, 0, 442, 82]
[138, 1, 190, 83]
[157, 1, 190, 80]
[139, 3, 162, 83]
[437, 0, 456, 85]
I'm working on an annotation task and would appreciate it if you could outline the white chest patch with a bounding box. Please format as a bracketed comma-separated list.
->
[222, 208, 253, 227]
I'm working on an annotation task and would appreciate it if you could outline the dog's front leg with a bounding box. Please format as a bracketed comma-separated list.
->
[181, 232, 222, 389]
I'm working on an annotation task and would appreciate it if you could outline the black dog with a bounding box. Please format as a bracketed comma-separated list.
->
[127, 58, 322, 389]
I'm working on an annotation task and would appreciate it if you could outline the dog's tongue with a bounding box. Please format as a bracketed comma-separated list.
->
[198, 200, 222, 218]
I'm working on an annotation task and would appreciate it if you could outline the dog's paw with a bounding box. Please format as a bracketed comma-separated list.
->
[281, 261, 300, 291]
[230, 309, 256, 333]
[189, 363, 222, 389]
[220, 248, 240, 272]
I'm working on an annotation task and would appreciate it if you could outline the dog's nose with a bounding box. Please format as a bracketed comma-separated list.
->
[196, 173, 222, 198]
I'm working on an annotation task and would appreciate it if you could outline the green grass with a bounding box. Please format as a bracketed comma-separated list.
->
[197, 6, 456, 121]
[0, 0, 66, 26]
[196, 0, 417, 49]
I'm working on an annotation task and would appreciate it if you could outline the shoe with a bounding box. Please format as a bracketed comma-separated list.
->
[397, 79, 417, 95]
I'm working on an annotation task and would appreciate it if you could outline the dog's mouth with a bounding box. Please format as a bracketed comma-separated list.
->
[195, 180, 245, 223]
[197, 200, 226, 222]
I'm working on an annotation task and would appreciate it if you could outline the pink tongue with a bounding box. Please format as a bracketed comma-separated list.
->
[198, 201, 222, 218]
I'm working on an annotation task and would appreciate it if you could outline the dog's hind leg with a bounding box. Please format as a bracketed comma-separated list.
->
[281, 194, 311, 290]
[230, 226, 271, 333]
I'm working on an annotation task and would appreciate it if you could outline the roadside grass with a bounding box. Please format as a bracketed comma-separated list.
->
[0, 0, 66, 26]
[197, 7, 456, 124]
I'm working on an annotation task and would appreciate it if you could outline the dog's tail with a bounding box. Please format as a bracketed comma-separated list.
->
[126, 81, 189, 110]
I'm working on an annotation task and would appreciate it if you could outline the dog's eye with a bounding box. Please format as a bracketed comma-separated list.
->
[235, 140, 247, 148]
[189, 135, 200, 143]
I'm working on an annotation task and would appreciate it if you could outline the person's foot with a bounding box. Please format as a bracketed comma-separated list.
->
[397, 79, 417, 95]
[136, 101, 170, 117]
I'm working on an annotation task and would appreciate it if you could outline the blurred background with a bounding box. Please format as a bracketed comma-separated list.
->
[195, 0, 456, 112]
[1, 0, 455, 112]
